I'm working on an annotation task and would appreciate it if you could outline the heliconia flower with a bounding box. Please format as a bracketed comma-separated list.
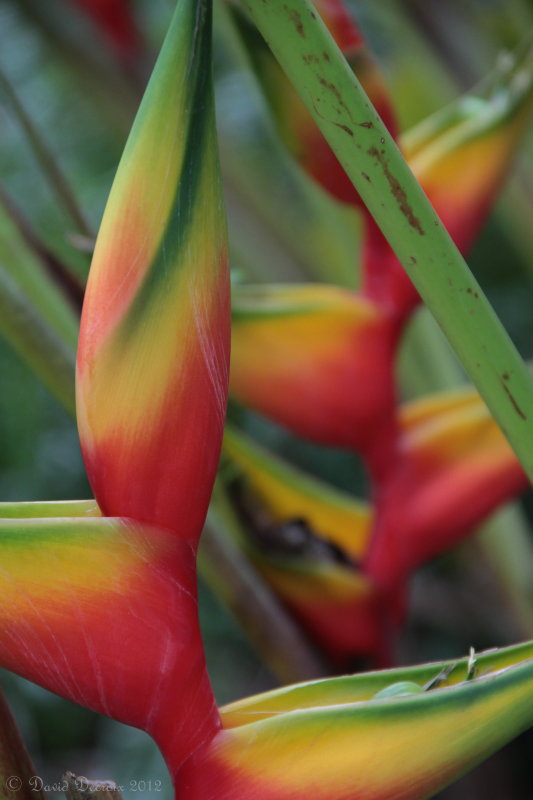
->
[3, 1, 533, 796]
[404, 53, 533, 255]
[77, 0, 230, 542]
[230, 284, 399, 467]
[223, 426, 382, 665]
[69, 0, 140, 61]
[365, 387, 528, 589]
[177, 643, 533, 798]
[227, 0, 397, 206]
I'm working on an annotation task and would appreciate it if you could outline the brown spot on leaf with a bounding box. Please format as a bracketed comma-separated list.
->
[303, 53, 319, 64]
[359, 121, 373, 129]
[284, 6, 305, 36]
[361, 172, 371, 182]
[501, 379, 527, 420]
[318, 76, 351, 118]
[409, 256, 417, 264]
[368, 147, 424, 235]
[333, 122, 353, 136]
[323, 52, 330, 61]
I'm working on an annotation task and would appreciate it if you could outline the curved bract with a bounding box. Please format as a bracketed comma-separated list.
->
[179, 643, 533, 799]
[0, 515, 218, 768]
[230, 284, 397, 453]
[77, 0, 230, 543]
[223, 425, 371, 559]
[256, 557, 382, 666]
[366, 387, 528, 587]
[406, 53, 533, 254]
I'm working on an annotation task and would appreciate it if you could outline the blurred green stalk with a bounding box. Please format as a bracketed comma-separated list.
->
[0, 67, 92, 238]
[0, 266, 76, 415]
[202, 483, 328, 682]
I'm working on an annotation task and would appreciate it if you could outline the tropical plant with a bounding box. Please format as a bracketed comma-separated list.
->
[0, 0, 532, 798]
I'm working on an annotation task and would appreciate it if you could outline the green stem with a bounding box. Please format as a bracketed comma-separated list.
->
[0, 266, 76, 415]
[242, 0, 533, 482]
[476, 504, 533, 638]
[0, 187, 85, 312]
[201, 484, 328, 683]
[0, 67, 92, 238]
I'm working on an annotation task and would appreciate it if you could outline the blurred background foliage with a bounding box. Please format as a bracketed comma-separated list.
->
[0, 0, 532, 798]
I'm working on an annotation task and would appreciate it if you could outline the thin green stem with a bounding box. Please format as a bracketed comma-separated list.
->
[241, 0, 533, 482]
[0, 67, 92, 238]
[201, 484, 328, 683]
[0, 266, 76, 415]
